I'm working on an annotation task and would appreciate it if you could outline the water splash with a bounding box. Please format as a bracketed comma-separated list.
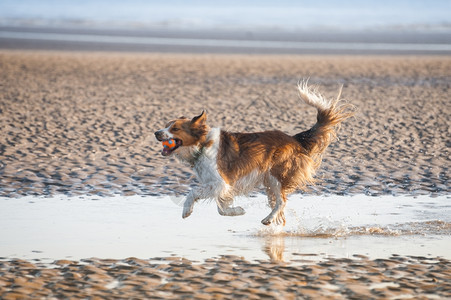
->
[253, 220, 450, 238]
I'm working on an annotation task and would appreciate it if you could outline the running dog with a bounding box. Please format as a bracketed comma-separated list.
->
[155, 82, 353, 226]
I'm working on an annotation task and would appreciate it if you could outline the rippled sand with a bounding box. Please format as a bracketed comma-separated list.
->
[0, 51, 450, 197]
[1, 256, 450, 299]
[1, 50, 450, 299]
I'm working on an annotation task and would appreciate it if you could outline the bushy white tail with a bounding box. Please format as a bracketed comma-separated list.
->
[297, 81, 336, 112]
[294, 81, 354, 166]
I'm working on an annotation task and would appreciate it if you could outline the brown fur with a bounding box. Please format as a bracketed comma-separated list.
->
[218, 96, 354, 195]
[167, 112, 210, 147]
[217, 130, 313, 192]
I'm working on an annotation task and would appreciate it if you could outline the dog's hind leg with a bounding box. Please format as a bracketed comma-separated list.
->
[264, 174, 277, 209]
[216, 196, 245, 216]
[261, 175, 286, 226]
[261, 193, 286, 226]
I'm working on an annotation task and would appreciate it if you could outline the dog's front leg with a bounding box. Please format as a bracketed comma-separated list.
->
[182, 184, 220, 219]
[182, 189, 199, 219]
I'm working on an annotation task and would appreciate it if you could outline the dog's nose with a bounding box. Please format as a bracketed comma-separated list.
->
[155, 130, 163, 140]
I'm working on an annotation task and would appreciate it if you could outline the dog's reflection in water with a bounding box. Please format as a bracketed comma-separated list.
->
[262, 236, 285, 262]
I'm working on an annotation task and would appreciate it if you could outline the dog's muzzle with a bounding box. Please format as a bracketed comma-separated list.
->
[154, 130, 166, 141]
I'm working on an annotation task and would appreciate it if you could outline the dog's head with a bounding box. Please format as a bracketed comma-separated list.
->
[155, 111, 209, 157]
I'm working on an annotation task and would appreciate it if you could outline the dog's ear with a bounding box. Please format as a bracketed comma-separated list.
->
[191, 110, 207, 126]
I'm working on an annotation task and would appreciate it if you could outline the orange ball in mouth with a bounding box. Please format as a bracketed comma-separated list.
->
[162, 139, 176, 149]
[161, 138, 181, 156]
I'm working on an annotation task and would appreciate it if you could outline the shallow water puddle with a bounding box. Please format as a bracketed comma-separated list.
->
[0, 194, 449, 262]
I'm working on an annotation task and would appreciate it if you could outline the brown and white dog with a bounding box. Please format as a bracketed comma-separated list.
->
[155, 82, 353, 226]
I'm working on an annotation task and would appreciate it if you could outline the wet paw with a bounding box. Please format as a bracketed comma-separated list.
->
[182, 204, 193, 219]
[234, 206, 246, 216]
[218, 206, 246, 216]
[261, 217, 272, 226]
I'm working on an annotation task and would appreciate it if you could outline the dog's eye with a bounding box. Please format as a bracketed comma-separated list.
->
[172, 127, 179, 132]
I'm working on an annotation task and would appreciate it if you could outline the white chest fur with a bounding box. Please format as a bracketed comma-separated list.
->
[193, 127, 264, 197]
[193, 128, 223, 185]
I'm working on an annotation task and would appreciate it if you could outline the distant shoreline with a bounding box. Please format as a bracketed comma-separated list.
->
[1, 26, 451, 55]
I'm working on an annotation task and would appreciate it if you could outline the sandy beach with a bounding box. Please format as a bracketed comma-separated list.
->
[1, 255, 450, 299]
[0, 50, 450, 298]
[0, 51, 449, 198]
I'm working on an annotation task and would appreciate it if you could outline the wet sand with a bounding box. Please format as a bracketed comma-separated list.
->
[0, 51, 449, 198]
[0, 51, 450, 298]
[1, 256, 450, 299]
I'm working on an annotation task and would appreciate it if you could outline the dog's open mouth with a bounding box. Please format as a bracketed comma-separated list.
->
[161, 139, 182, 156]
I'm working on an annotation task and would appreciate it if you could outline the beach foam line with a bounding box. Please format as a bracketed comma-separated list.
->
[1, 30, 451, 52]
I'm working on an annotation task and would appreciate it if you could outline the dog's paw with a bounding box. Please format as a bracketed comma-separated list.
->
[261, 216, 272, 226]
[262, 211, 286, 226]
[182, 205, 193, 219]
[233, 206, 246, 216]
[218, 206, 246, 216]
